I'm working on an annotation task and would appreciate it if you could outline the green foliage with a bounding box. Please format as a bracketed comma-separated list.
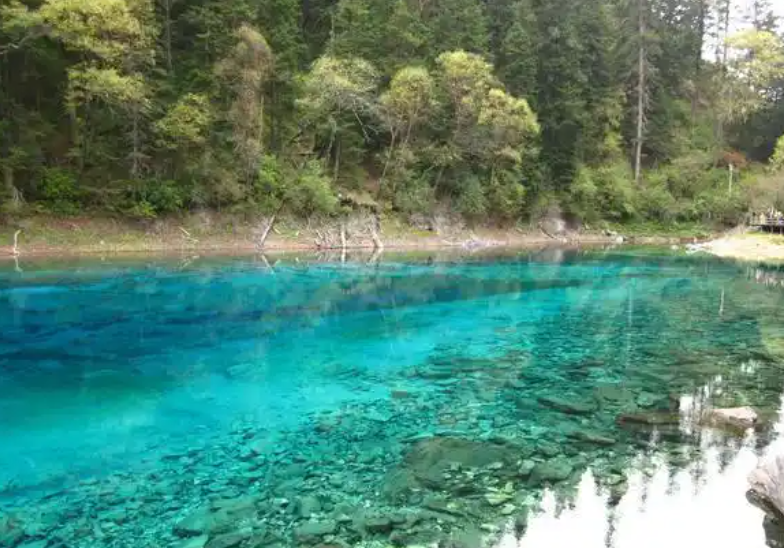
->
[485, 168, 527, 222]
[288, 161, 338, 216]
[145, 180, 185, 214]
[720, 30, 784, 123]
[772, 135, 784, 172]
[253, 155, 336, 216]
[454, 173, 487, 220]
[155, 94, 212, 149]
[498, 0, 537, 99]
[475, 88, 539, 164]
[40, 167, 81, 214]
[436, 51, 495, 115]
[380, 66, 437, 140]
[745, 169, 784, 212]
[298, 56, 379, 185]
[121, 179, 185, 218]
[568, 162, 636, 222]
[392, 175, 436, 216]
[39, 0, 152, 62]
[66, 67, 150, 109]
[1, 0, 783, 229]
[125, 199, 157, 219]
[216, 24, 274, 180]
[634, 176, 679, 222]
[254, 154, 285, 212]
[299, 56, 379, 118]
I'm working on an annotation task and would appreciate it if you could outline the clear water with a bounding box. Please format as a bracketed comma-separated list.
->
[1, 249, 784, 548]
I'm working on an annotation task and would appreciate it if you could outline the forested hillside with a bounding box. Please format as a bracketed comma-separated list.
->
[1, 0, 783, 228]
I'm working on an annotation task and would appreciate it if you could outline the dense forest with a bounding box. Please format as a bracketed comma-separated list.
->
[0, 0, 783, 228]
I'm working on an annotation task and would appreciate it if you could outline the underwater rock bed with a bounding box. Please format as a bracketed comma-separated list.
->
[2, 343, 782, 548]
[2, 252, 784, 548]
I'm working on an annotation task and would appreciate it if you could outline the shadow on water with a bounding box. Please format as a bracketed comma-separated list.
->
[1, 248, 784, 547]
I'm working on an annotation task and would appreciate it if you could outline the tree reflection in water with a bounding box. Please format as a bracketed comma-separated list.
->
[495, 391, 784, 548]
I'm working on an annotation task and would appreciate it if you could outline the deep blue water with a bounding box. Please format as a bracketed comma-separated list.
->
[1, 249, 784, 548]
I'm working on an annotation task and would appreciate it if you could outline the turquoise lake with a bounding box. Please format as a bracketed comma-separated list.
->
[2, 248, 784, 548]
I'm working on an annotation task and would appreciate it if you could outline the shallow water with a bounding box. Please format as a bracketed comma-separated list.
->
[1, 249, 784, 548]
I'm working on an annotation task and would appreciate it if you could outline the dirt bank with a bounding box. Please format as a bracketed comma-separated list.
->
[0, 214, 616, 259]
[0, 213, 715, 259]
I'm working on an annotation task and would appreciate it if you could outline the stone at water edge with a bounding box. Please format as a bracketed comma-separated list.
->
[764, 515, 784, 548]
[707, 406, 758, 430]
[748, 454, 784, 523]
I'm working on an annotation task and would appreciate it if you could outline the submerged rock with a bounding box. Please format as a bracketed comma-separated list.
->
[635, 392, 661, 409]
[174, 507, 239, 537]
[422, 496, 467, 518]
[294, 520, 337, 543]
[536, 441, 561, 458]
[176, 536, 209, 548]
[484, 491, 513, 506]
[297, 496, 322, 519]
[616, 412, 680, 427]
[763, 515, 784, 548]
[530, 457, 574, 485]
[206, 529, 252, 548]
[387, 436, 519, 495]
[0, 516, 24, 547]
[707, 407, 758, 430]
[359, 515, 395, 534]
[566, 429, 617, 446]
[391, 389, 413, 399]
[18, 541, 49, 548]
[538, 395, 596, 415]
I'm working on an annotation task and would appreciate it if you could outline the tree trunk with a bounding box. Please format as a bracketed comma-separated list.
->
[721, 0, 731, 68]
[12, 229, 21, 256]
[69, 104, 84, 172]
[257, 213, 277, 249]
[696, 0, 707, 75]
[130, 107, 141, 178]
[340, 219, 347, 263]
[379, 131, 396, 191]
[634, 0, 646, 186]
[728, 163, 734, 195]
[3, 165, 21, 210]
[714, 1, 733, 144]
[369, 211, 383, 251]
[333, 140, 341, 182]
[162, 0, 174, 74]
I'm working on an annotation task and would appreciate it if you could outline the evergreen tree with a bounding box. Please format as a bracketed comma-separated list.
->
[1, 0, 783, 224]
